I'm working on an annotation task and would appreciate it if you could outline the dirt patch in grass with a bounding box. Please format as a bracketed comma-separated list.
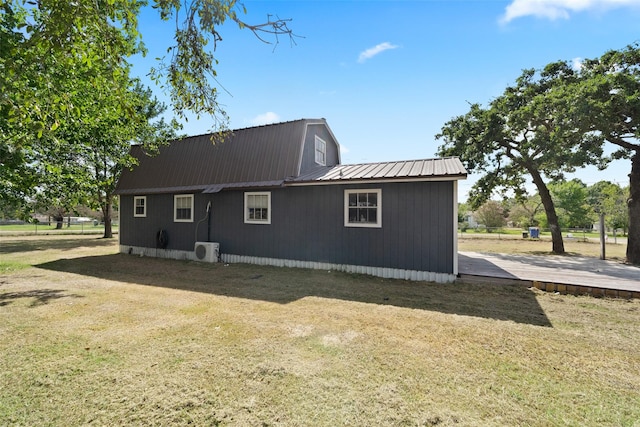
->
[1, 236, 639, 426]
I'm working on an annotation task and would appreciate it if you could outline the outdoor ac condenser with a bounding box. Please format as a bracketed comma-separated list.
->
[194, 242, 219, 263]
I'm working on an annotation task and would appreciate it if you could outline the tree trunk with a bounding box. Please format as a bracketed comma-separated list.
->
[626, 152, 640, 265]
[102, 197, 113, 239]
[529, 168, 565, 254]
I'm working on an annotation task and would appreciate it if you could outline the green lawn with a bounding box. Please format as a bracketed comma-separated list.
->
[1, 236, 638, 426]
[0, 223, 117, 235]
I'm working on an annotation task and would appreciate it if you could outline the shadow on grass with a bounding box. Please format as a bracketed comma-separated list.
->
[0, 237, 115, 254]
[37, 254, 552, 327]
[0, 288, 83, 307]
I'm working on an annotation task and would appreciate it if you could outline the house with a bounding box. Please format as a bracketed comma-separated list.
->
[114, 118, 467, 283]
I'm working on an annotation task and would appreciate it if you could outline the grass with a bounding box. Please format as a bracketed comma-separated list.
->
[1, 236, 639, 426]
[459, 227, 621, 240]
[0, 223, 117, 236]
[459, 235, 628, 260]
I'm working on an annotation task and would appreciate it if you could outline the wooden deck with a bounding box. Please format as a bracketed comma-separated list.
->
[458, 252, 640, 298]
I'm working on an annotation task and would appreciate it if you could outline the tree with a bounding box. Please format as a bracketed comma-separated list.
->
[475, 200, 507, 231]
[588, 181, 629, 234]
[436, 62, 605, 254]
[34, 72, 180, 238]
[2, 0, 295, 226]
[548, 179, 594, 229]
[507, 194, 542, 228]
[574, 43, 640, 264]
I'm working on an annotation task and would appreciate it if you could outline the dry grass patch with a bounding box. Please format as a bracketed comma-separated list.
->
[459, 236, 628, 260]
[1, 236, 639, 426]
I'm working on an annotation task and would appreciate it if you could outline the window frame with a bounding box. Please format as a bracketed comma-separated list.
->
[133, 196, 146, 218]
[244, 191, 272, 225]
[173, 194, 194, 223]
[344, 189, 382, 228]
[315, 135, 327, 166]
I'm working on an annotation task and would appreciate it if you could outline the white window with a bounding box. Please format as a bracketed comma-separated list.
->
[244, 192, 271, 224]
[174, 194, 194, 222]
[344, 189, 382, 228]
[134, 196, 146, 217]
[315, 136, 327, 166]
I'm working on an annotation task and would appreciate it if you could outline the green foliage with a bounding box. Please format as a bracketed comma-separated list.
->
[475, 200, 507, 230]
[435, 62, 607, 253]
[506, 194, 542, 228]
[588, 181, 629, 233]
[436, 43, 640, 258]
[575, 43, 640, 263]
[548, 179, 594, 229]
[1, 0, 295, 231]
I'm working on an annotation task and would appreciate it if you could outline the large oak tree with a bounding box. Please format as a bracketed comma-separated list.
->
[575, 44, 640, 264]
[437, 62, 605, 254]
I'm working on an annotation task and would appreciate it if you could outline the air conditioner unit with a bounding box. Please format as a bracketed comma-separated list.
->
[194, 242, 219, 263]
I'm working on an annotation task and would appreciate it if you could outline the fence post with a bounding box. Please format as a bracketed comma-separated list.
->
[599, 214, 606, 260]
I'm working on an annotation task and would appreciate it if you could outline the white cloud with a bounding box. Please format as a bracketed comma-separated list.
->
[249, 112, 280, 126]
[358, 42, 399, 63]
[500, 0, 640, 24]
[572, 57, 584, 71]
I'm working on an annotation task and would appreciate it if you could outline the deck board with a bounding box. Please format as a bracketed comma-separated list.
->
[459, 252, 640, 293]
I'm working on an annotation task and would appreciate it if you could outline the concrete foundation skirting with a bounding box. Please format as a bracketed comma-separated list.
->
[119, 245, 456, 283]
[120, 245, 197, 261]
[221, 253, 456, 284]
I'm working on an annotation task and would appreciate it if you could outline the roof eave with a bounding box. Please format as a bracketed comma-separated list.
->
[286, 174, 467, 187]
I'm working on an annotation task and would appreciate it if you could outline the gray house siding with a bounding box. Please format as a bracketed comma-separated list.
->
[299, 123, 340, 174]
[120, 180, 454, 274]
[120, 193, 216, 251]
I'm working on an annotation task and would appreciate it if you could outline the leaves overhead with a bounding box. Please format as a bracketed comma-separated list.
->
[1, 0, 296, 221]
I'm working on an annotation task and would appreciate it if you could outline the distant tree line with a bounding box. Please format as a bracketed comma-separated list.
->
[459, 179, 629, 234]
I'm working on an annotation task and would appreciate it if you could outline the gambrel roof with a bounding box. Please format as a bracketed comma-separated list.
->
[115, 118, 339, 195]
[115, 118, 466, 195]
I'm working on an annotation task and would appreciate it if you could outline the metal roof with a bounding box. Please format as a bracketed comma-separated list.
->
[115, 119, 325, 195]
[115, 119, 466, 195]
[290, 157, 467, 184]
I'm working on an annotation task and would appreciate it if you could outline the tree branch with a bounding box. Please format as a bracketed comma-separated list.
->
[607, 134, 640, 151]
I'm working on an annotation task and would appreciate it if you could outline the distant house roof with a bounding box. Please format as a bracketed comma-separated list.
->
[115, 119, 466, 195]
[290, 158, 466, 185]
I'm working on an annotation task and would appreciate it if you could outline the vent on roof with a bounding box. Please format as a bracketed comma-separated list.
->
[194, 242, 219, 263]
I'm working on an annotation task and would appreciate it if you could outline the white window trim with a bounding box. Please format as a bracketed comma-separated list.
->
[315, 135, 327, 166]
[133, 196, 146, 218]
[244, 191, 271, 225]
[344, 189, 382, 228]
[173, 194, 194, 223]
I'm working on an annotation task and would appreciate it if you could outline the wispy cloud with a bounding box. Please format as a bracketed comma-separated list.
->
[500, 0, 640, 24]
[358, 42, 399, 63]
[249, 112, 280, 126]
[572, 57, 584, 71]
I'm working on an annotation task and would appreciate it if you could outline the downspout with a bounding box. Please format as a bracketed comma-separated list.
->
[207, 201, 212, 242]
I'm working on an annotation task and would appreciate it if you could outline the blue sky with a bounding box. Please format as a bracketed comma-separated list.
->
[132, 0, 640, 199]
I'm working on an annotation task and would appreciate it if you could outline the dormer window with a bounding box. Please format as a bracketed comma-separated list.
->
[315, 136, 326, 166]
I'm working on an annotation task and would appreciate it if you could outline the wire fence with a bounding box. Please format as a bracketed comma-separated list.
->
[458, 226, 627, 244]
[0, 220, 118, 236]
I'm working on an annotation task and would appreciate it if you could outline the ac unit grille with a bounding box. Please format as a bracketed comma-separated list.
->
[194, 242, 219, 263]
